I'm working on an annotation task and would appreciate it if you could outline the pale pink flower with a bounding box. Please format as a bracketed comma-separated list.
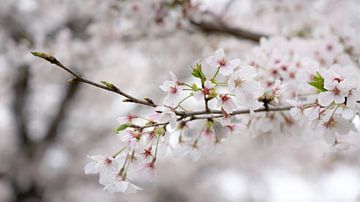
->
[160, 71, 182, 107]
[218, 94, 236, 114]
[228, 66, 263, 110]
[194, 80, 215, 101]
[155, 106, 177, 129]
[206, 48, 241, 76]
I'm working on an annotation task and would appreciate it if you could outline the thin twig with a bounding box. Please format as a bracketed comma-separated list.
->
[31, 52, 156, 107]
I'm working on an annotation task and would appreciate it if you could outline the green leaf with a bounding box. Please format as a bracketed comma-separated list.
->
[115, 123, 130, 132]
[308, 72, 327, 92]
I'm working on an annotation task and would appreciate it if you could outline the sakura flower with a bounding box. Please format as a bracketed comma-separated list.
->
[103, 173, 142, 193]
[206, 48, 241, 76]
[84, 155, 119, 185]
[194, 80, 215, 101]
[118, 129, 143, 150]
[218, 94, 236, 114]
[160, 71, 182, 107]
[317, 69, 353, 106]
[117, 114, 137, 124]
[320, 116, 357, 144]
[155, 106, 177, 129]
[138, 158, 157, 180]
[228, 66, 264, 110]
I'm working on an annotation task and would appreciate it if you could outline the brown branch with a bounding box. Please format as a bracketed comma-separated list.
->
[31, 52, 156, 107]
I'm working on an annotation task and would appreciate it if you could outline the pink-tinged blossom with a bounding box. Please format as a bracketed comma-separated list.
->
[160, 71, 182, 107]
[103, 173, 142, 193]
[118, 130, 143, 150]
[117, 114, 137, 124]
[138, 158, 157, 180]
[218, 94, 236, 114]
[194, 80, 215, 101]
[155, 106, 177, 129]
[320, 116, 357, 144]
[206, 48, 241, 76]
[84, 155, 119, 185]
[228, 66, 264, 110]
[318, 69, 353, 106]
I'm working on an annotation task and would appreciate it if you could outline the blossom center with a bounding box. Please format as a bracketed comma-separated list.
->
[332, 87, 341, 95]
[218, 58, 226, 66]
[170, 86, 177, 94]
[234, 79, 245, 88]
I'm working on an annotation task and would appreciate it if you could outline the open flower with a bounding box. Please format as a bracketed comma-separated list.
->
[194, 80, 215, 101]
[228, 66, 263, 110]
[103, 172, 142, 193]
[206, 48, 241, 76]
[218, 94, 236, 114]
[318, 69, 353, 106]
[160, 71, 182, 107]
[84, 155, 119, 185]
[155, 106, 177, 129]
[320, 115, 357, 144]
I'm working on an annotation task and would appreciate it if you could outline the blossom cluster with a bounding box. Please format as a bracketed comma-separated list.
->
[85, 27, 360, 193]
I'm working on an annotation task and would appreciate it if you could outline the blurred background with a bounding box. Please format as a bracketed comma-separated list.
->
[1, 0, 360, 201]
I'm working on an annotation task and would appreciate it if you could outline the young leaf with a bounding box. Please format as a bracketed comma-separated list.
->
[308, 72, 327, 92]
[115, 123, 130, 132]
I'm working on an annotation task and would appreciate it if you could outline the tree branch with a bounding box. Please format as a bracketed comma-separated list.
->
[31, 52, 156, 107]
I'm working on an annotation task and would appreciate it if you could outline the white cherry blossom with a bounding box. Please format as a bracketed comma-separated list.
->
[160, 71, 182, 107]
[194, 80, 215, 101]
[218, 94, 236, 114]
[206, 48, 241, 76]
[228, 66, 264, 110]
[155, 106, 177, 129]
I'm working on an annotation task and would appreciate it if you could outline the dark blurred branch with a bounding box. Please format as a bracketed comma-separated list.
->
[189, 19, 267, 42]
[12, 65, 32, 152]
[43, 81, 80, 143]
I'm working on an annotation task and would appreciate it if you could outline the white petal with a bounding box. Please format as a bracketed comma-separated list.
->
[219, 64, 234, 76]
[190, 149, 202, 161]
[318, 91, 334, 106]
[193, 91, 204, 101]
[84, 162, 98, 174]
[323, 130, 336, 144]
[214, 48, 225, 61]
[169, 71, 177, 81]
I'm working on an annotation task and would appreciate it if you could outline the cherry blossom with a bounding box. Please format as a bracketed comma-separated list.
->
[218, 94, 236, 114]
[228, 66, 264, 110]
[194, 80, 216, 101]
[206, 48, 241, 76]
[159, 71, 182, 107]
[154, 106, 177, 129]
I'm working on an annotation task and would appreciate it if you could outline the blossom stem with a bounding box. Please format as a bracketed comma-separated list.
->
[212, 67, 220, 81]
[112, 146, 127, 158]
[175, 95, 192, 109]
[154, 134, 161, 158]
